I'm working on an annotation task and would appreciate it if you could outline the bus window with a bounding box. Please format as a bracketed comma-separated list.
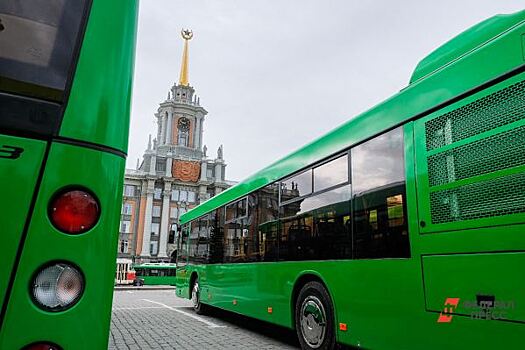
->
[0, 0, 87, 102]
[177, 225, 190, 266]
[313, 153, 349, 192]
[208, 209, 224, 263]
[279, 185, 351, 261]
[257, 183, 279, 261]
[351, 127, 409, 259]
[280, 170, 312, 203]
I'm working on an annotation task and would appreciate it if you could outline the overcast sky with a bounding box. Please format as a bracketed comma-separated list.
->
[128, 1, 524, 181]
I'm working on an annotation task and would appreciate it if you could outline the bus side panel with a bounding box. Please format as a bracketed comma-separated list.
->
[0, 143, 124, 350]
[58, 0, 138, 153]
[199, 259, 524, 349]
[0, 135, 46, 312]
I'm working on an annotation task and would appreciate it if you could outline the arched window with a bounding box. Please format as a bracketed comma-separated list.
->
[177, 117, 190, 146]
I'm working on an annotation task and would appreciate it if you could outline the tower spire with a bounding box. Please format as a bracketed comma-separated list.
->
[178, 29, 193, 86]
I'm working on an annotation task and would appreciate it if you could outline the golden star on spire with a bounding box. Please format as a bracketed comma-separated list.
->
[179, 29, 193, 86]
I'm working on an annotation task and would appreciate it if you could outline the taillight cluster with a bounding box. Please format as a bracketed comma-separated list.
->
[49, 189, 100, 234]
[25, 188, 100, 348]
[31, 262, 84, 311]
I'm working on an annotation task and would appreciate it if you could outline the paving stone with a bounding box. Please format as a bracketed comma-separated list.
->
[109, 290, 299, 349]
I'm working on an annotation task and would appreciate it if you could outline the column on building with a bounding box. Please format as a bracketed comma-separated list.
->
[149, 153, 156, 175]
[140, 180, 155, 257]
[200, 160, 207, 181]
[214, 160, 223, 183]
[158, 181, 171, 258]
[161, 112, 167, 144]
[166, 152, 173, 177]
[193, 116, 200, 150]
[198, 116, 204, 150]
[166, 111, 173, 144]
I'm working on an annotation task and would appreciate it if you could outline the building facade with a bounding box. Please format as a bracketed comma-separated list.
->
[118, 30, 234, 263]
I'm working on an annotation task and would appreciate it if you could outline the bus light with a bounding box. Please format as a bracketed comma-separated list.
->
[31, 263, 84, 311]
[23, 342, 62, 350]
[49, 189, 100, 234]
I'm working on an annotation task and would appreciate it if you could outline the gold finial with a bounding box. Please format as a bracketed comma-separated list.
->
[178, 29, 193, 86]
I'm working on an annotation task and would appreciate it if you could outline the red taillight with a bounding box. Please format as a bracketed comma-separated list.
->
[49, 189, 100, 234]
[23, 343, 61, 350]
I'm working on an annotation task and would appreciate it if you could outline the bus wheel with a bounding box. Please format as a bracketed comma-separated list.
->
[191, 278, 207, 315]
[295, 281, 335, 350]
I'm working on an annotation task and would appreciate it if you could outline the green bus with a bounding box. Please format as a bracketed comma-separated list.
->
[133, 263, 178, 286]
[0, 1, 137, 349]
[176, 10, 525, 350]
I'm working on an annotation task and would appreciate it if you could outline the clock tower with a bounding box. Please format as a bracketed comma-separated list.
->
[119, 30, 233, 263]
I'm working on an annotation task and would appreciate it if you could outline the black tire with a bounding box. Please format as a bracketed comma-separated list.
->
[191, 277, 208, 315]
[295, 281, 336, 350]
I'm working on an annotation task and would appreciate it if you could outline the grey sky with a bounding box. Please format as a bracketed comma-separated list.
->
[128, 0, 523, 181]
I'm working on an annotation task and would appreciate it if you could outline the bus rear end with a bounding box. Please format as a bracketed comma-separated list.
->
[0, 1, 138, 349]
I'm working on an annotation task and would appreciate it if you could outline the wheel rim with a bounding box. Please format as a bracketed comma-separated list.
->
[191, 282, 200, 309]
[299, 296, 327, 349]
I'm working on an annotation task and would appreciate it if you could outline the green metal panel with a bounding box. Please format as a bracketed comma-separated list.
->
[410, 11, 525, 83]
[414, 72, 525, 233]
[180, 260, 524, 349]
[0, 135, 45, 312]
[181, 11, 525, 225]
[422, 252, 525, 323]
[58, 0, 138, 153]
[0, 143, 125, 349]
[140, 276, 177, 286]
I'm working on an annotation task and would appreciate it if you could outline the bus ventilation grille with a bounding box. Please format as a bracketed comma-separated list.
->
[424, 79, 525, 225]
[425, 80, 525, 151]
[429, 172, 525, 224]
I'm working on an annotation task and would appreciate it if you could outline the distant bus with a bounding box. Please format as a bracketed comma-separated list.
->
[133, 263, 177, 286]
[175, 11, 525, 350]
[0, 1, 138, 349]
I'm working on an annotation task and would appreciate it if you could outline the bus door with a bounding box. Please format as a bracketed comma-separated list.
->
[0, 1, 88, 314]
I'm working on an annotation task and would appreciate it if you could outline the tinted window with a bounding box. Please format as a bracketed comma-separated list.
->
[281, 170, 312, 203]
[224, 218, 242, 262]
[176, 224, 189, 266]
[225, 197, 247, 223]
[351, 127, 409, 258]
[257, 183, 280, 261]
[188, 215, 209, 264]
[224, 195, 257, 263]
[313, 154, 348, 192]
[279, 185, 352, 261]
[208, 209, 224, 263]
[0, 0, 87, 101]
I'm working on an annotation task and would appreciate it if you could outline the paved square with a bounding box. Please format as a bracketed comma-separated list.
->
[109, 289, 299, 349]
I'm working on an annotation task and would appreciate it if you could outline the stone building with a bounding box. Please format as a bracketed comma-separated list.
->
[118, 30, 234, 263]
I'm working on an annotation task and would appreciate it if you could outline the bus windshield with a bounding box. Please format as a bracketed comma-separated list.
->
[0, 0, 87, 101]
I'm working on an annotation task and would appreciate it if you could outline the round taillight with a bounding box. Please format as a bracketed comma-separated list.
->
[31, 262, 84, 311]
[23, 342, 62, 350]
[49, 189, 99, 234]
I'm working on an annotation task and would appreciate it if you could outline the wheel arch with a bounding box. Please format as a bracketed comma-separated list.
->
[290, 271, 334, 328]
[189, 270, 199, 291]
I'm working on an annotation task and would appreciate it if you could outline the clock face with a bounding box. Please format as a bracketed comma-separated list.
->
[178, 117, 190, 131]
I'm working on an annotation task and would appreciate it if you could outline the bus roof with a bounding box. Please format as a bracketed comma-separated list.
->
[180, 10, 525, 225]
